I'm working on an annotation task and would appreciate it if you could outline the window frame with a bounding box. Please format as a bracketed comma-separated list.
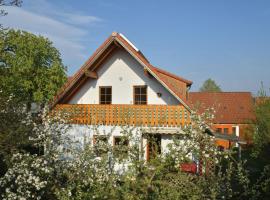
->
[133, 85, 148, 105]
[99, 86, 112, 104]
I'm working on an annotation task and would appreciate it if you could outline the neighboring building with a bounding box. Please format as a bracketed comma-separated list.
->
[53, 32, 193, 161]
[188, 92, 255, 149]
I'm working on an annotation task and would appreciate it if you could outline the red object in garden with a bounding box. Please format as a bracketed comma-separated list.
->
[180, 163, 197, 174]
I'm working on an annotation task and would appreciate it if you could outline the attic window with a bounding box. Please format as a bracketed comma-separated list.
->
[99, 86, 112, 104]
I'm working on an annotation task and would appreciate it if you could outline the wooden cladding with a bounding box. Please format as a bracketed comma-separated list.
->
[54, 104, 190, 127]
[85, 70, 98, 79]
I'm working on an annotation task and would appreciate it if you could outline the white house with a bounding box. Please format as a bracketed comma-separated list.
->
[52, 32, 193, 161]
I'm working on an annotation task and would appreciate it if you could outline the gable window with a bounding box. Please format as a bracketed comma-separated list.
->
[99, 86, 112, 104]
[134, 85, 147, 105]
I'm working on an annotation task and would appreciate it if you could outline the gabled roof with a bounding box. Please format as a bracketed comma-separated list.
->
[188, 92, 255, 124]
[52, 32, 192, 109]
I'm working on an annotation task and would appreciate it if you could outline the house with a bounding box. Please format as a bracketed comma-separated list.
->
[188, 92, 255, 149]
[52, 32, 193, 161]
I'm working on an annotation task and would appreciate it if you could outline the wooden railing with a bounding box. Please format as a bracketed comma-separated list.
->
[54, 104, 190, 127]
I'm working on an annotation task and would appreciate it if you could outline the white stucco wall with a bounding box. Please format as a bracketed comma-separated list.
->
[67, 125, 184, 161]
[68, 49, 179, 105]
[161, 135, 174, 154]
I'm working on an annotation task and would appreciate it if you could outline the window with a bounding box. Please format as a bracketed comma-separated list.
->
[113, 136, 129, 159]
[99, 86, 112, 104]
[232, 127, 236, 136]
[93, 135, 109, 156]
[216, 128, 222, 133]
[134, 85, 147, 105]
[223, 128, 229, 134]
[114, 136, 129, 147]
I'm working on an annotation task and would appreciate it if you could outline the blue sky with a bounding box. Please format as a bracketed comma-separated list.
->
[2, 0, 270, 94]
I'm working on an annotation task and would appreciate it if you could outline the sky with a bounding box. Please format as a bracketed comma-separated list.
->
[2, 0, 270, 94]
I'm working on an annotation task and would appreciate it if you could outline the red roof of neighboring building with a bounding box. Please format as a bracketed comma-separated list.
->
[52, 32, 192, 108]
[188, 92, 255, 124]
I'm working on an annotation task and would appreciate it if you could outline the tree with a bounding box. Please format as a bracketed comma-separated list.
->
[199, 78, 222, 92]
[0, 29, 67, 177]
[0, 90, 33, 176]
[0, 29, 67, 106]
[0, 0, 22, 27]
[252, 84, 270, 156]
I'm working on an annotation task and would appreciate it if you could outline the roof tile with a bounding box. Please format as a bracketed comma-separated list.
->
[188, 92, 255, 124]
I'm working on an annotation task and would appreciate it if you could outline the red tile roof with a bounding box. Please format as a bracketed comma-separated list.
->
[151, 66, 191, 102]
[151, 66, 192, 86]
[188, 92, 255, 124]
[52, 32, 192, 108]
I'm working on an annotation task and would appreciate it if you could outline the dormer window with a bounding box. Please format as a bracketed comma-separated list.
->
[134, 85, 147, 105]
[99, 86, 112, 104]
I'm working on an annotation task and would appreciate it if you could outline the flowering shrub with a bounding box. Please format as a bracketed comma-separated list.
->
[0, 106, 269, 199]
[0, 153, 52, 200]
[0, 107, 73, 199]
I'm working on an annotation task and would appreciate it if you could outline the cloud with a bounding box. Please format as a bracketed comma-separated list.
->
[59, 13, 102, 26]
[24, 0, 102, 26]
[1, 1, 103, 74]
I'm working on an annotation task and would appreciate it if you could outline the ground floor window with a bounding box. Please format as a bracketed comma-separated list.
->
[93, 135, 109, 156]
[113, 136, 129, 159]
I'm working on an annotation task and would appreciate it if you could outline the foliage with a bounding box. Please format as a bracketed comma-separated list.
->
[0, 29, 67, 105]
[0, 108, 73, 199]
[1, 106, 270, 199]
[252, 85, 270, 157]
[199, 78, 222, 92]
[0, 89, 33, 176]
[0, 29, 67, 178]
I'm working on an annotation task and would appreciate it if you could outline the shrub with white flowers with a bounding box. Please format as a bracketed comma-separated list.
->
[0, 107, 74, 199]
[1, 106, 269, 199]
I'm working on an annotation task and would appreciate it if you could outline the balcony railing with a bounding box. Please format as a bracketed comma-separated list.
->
[54, 104, 190, 127]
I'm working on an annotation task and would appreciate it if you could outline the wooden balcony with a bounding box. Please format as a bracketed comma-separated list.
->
[54, 104, 190, 127]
